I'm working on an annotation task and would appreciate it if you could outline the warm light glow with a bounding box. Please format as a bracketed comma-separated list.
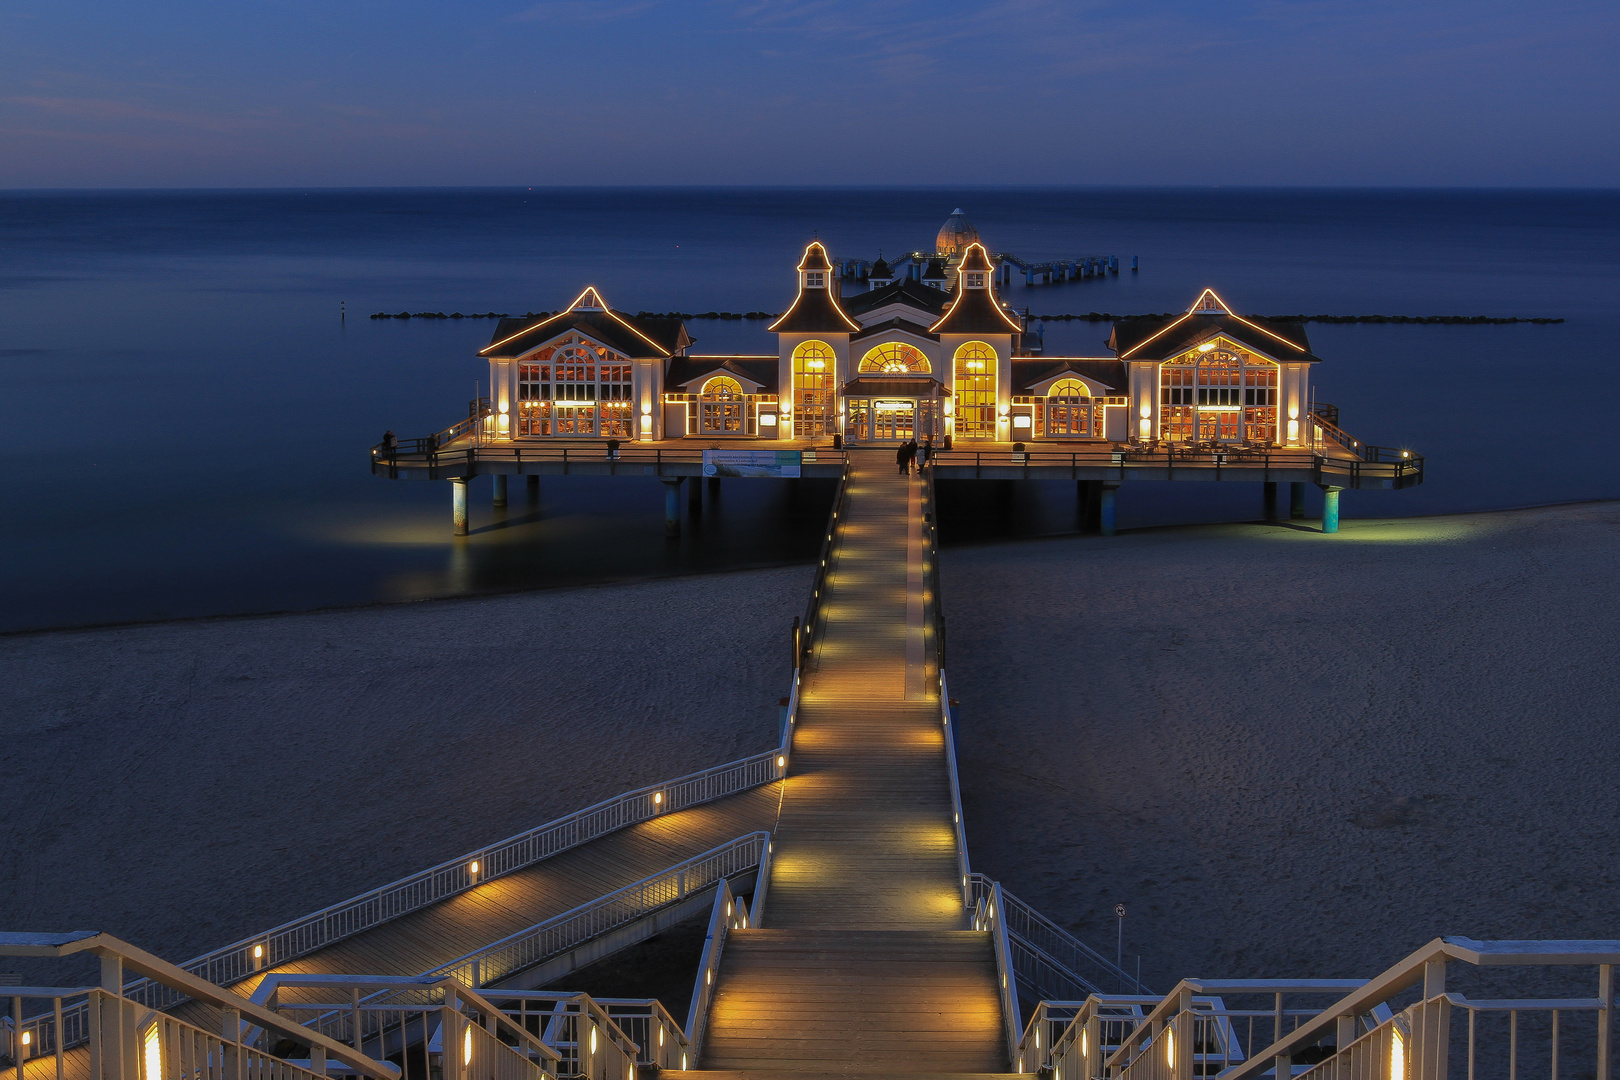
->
[653, 792, 663, 805]
[589, 1026, 597, 1056]
[1012, 415, 1031, 429]
[1390, 1028, 1406, 1080]
[759, 413, 778, 426]
[706, 969, 712, 985]
[253, 945, 263, 959]
[1198, 342, 1216, 353]
[659, 1028, 665, 1048]
[727, 902, 733, 917]
[463, 1024, 473, 1066]
[142, 1024, 162, 1080]
[21, 1032, 31, 1047]
[682, 1052, 688, 1070]
[1082, 1031, 1088, 1057]
[481, 286, 671, 357]
[469, 861, 480, 875]
[777, 755, 786, 768]
[1289, 404, 1300, 420]
[1140, 404, 1152, 419]
[641, 403, 652, 415]
[1165, 1026, 1175, 1069]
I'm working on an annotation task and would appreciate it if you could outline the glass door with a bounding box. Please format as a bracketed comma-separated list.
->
[872, 400, 915, 441]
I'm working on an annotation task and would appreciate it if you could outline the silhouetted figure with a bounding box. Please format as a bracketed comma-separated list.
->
[919, 437, 932, 467]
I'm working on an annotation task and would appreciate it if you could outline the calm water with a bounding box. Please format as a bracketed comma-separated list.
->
[2, 188, 1616, 631]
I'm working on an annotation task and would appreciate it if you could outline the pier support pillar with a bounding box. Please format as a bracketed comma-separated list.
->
[1078, 480, 1103, 533]
[492, 474, 507, 508]
[451, 477, 469, 536]
[1100, 483, 1120, 537]
[688, 473, 703, 513]
[1319, 485, 1344, 534]
[661, 478, 683, 536]
[1263, 481, 1279, 521]
[526, 475, 540, 497]
[1290, 481, 1307, 520]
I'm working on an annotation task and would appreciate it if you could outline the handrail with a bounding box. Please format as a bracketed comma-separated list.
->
[0, 932, 398, 1080]
[980, 882, 1025, 1068]
[797, 459, 852, 669]
[925, 442, 1424, 488]
[112, 750, 786, 1014]
[422, 833, 769, 991]
[372, 439, 850, 471]
[969, 876, 1142, 996]
[591, 997, 692, 1070]
[685, 877, 741, 1064]
[1217, 936, 1620, 1080]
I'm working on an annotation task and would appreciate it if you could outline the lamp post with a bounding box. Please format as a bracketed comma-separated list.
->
[1115, 903, 1126, 989]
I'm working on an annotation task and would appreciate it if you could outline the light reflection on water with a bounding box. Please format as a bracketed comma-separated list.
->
[1, 188, 1616, 631]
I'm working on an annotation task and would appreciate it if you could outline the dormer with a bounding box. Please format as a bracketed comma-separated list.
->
[1191, 288, 1228, 315]
[798, 241, 832, 292]
[769, 241, 861, 335]
[867, 255, 895, 290]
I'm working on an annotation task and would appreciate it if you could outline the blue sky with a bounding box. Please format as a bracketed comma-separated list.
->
[1, 0, 1615, 188]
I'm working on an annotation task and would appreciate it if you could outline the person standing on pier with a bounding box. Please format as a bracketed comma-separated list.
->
[918, 436, 932, 468]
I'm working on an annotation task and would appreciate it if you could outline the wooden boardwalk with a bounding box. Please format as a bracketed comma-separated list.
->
[701, 453, 1009, 1075]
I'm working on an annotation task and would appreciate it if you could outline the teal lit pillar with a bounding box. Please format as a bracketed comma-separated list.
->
[1100, 483, 1120, 537]
[661, 478, 683, 536]
[492, 474, 508, 508]
[1290, 481, 1307, 520]
[1320, 485, 1344, 534]
[451, 477, 469, 536]
[1263, 481, 1279, 521]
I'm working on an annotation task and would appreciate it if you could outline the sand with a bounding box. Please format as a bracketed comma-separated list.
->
[1, 567, 808, 982]
[5, 502, 1619, 994]
[946, 502, 1620, 989]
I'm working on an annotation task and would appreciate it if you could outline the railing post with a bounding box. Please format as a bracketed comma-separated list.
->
[221, 1007, 242, 1080]
[1174, 989, 1194, 1080]
[1599, 964, 1614, 1080]
[99, 954, 125, 1080]
[442, 987, 461, 1080]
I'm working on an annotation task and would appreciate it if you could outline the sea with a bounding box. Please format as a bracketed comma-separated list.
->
[2, 187, 1616, 632]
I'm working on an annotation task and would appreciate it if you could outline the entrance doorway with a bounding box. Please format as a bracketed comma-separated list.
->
[846, 398, 940, 443]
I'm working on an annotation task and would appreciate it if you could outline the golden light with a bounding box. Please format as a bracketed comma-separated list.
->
[253, 945, 264, 959]
[777, 755, 786, 768]
[1390, 1028, 1406, 1080]
[21, 1032, 32, 1048]
[462, 1024, 473, 1066]
[706, 969, 712, 985]
[142, 1023, 162, 1080]
[1082, 1030, 1088, 1057]
[727, 902, 733, 917]
[469, 860, 480, 875]
[653, 791, 663, 805]
[589, 1025, 598, 1056]
[1198, 342, 1216, 353]
[681, 1052, 688, 1070]
[1165, 1025, 1175, 1069]
[659, 1028, 665, 1048]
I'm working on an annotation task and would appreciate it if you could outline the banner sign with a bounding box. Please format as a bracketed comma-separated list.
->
[702, 449, 802, 478]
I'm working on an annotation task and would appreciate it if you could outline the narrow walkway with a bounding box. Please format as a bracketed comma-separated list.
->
[701, 452, 1007, 1075]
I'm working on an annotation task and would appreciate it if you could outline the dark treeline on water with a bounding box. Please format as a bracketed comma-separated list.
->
[370, 309, 1564, 324]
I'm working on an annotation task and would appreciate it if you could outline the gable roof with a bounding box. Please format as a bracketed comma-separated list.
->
[481, 287, 679, 359]
[1014, 358, 1127, 395]
[851, 316, 939, 343]
[843, 278, 950, 320]
[769, 241, 861, 334]
[930, 243, 1022, 335]
[1109, 288, 1320, 362]
[665, 355, 779, 394]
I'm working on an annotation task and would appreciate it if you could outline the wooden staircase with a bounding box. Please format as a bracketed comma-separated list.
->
[698, 453, 1011, 1076]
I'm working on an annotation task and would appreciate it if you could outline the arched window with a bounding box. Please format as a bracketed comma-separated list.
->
[700, 376, 744, 433]
[793, 341, 834, 438]
[1045, 379, 1092, 438]
[1159, 344, 1277, 443]
[952, 341, 998, 439]
[858, 343, 931, 374]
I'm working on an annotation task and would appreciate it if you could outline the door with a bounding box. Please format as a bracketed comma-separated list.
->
[872, 401, 915, 442]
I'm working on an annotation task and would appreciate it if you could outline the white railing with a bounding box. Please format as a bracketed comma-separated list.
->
[967, 875, 1143, 1000]
[0, 932, 397, 1080]
[117, 751, 784, 1015]
[592, 998, 690, 1071]
[685, 877, 746, 1064]
[972, 881, 1025, 1066]
[1216, 939, 1620, 1080]
[427, 833, 768, 991]
[940, 674, 973, 909]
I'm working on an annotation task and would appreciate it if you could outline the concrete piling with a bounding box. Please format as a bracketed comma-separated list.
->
[451, 477, 469, 536]
[492, 474, 507, 508]
[662, 478, 683, 536]
[1320, 485, 1344, 533]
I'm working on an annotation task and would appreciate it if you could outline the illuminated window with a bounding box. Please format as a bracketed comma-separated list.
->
[858, 343, 931, 374]
[1158, 343, 1276, 443]
[514, 335, 633, 437]
[1044, 378, 1092, 438]
[952, 341, 997, 439]
[805, 272, 824, 288]
[793, 340, 835, 438]
[966, 272, 985, 289]
[700, 376, 744, 434]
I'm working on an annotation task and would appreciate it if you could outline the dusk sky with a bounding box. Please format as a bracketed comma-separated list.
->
[2, 0, 1616, 189]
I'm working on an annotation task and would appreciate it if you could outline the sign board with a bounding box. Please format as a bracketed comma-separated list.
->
[702, 449, 802, 478]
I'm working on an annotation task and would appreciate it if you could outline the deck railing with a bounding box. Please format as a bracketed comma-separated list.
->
[795, 459, 852, 670]
[424, 833, 769, 992]
[372, 440, 850, 476]
[110, 753, 783, 1016]
[590, 998, 691, 1071]
[0, 932, 397, 1080]
[967, 875, 1143, 1000]
[685, 877, 745, 1064]
[929, 441, 1424, 488]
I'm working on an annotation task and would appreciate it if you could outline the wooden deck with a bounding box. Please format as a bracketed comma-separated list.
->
[701, 453, 1008, 1075]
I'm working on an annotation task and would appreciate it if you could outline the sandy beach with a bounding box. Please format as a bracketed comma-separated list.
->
[5, 501, 1619, 993]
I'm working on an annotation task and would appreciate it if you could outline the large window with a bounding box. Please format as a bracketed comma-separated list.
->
[700, 376, 744, 434]
[1159, 344, 1277, 443]
[953, 341, 998, 439]
[513, 335, 635, 437]
[793, 340, 834, 438]
[1044, 378, 1092, 438]
[858, 343, 931, 374]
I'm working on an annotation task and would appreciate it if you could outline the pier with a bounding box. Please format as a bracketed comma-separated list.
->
[5, 454, 1615, 1080]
